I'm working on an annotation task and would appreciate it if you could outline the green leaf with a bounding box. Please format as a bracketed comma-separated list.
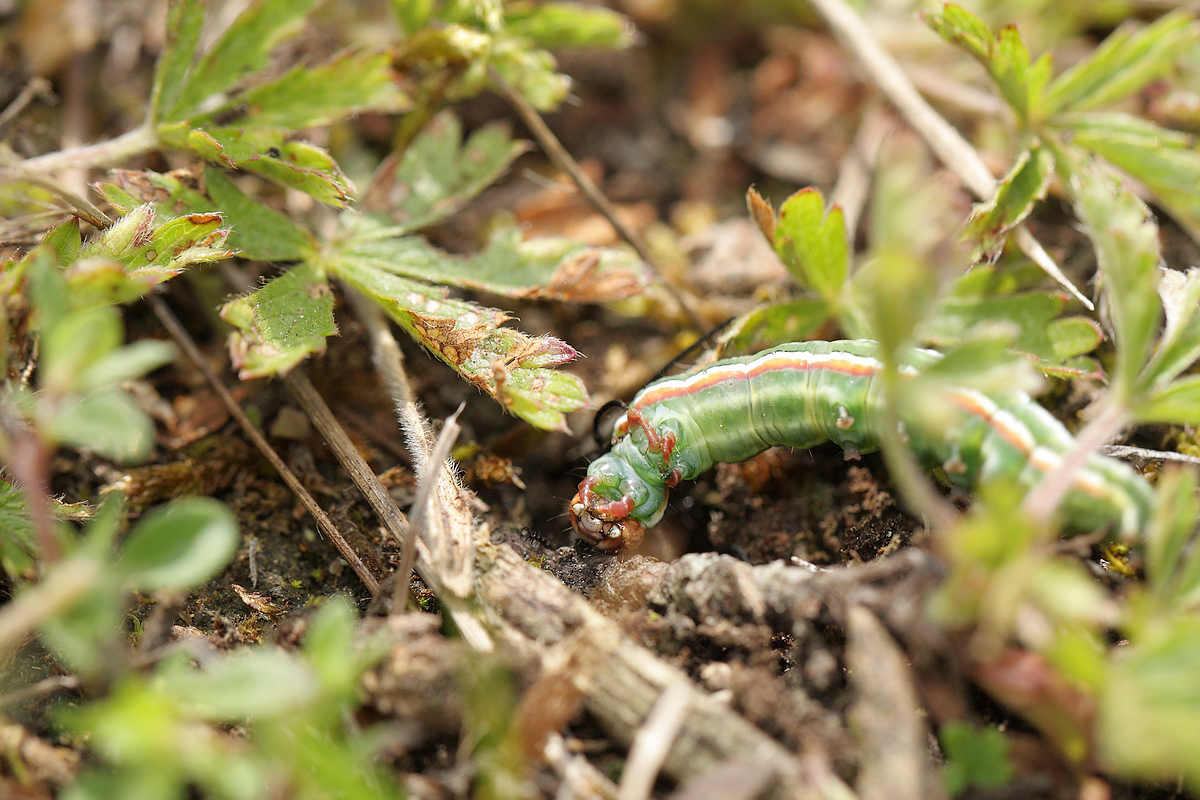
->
[161, 647, 317, 720]
[1100, 616, 1200, 788]
[77, 340, 176, 395]
[164, 0, 323, 121]
[204, 168, 314, 261]
[964, 146, 1053, 261]
[940, 722, 1014, 795]
[1146, 267, 1200, 387]
[489, 37, 570, 111]
[333, 256, 586, 431]
[720, 298, 830, 354]
[195, 50, 408, 131]
[772, 188, 848, 303]
[504, 3, 634, 49]
[150, 0, 205, 121]
[339, 219, 647, 302]
[1060, 113, 1200, 240]
[924, 283, 1102, 369]
[49, 389, 157, 463]
[220, 261, 337, 379]
[1144, 468, 1200, 606]
[161, 124, 355, 207]
[118, 497, 239, 592]
[1042, 10, 1199, 117]
[41, 306, 122, 395]
[389, 114, 528, 233]
[72, 204, 235, 305]
[924, 6, 1048, 123]
[1066, 162, 1161, 400]
[1136, 376, 1200, 425]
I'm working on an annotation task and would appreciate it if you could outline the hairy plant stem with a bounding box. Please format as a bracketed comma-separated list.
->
[13, 124, 158, 174]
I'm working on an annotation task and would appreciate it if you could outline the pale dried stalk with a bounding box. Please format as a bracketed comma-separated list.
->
[345, 290, 477, 603]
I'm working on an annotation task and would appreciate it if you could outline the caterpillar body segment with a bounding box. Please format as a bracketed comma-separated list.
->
[568, 340, 1153, 551]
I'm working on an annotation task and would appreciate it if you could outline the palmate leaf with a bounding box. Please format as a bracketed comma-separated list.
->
[922, 266, 1103, 378]
[387, 114, 528, 233]
[192, 50, 408, 131]
[149, 0, 406, 207]
[100, 168, 315, 262]
[339, 216, 647, 302]
[21, 203, 235, 308]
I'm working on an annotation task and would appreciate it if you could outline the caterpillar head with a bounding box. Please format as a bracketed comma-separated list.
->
[569, 453, 666, 551]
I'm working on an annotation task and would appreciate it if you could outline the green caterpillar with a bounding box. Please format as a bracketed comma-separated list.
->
[569, 339, 1153, 550]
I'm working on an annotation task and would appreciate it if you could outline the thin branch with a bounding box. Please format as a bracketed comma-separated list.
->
[8, 123, 158, 175]
[805, 0, 1093, 311]
[1100, 444, 1200, 466]
[147, 294, 382, 596]
[488, 68, 705, 330]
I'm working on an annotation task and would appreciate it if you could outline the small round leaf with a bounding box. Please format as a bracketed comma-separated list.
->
[119, 497, 239, 591]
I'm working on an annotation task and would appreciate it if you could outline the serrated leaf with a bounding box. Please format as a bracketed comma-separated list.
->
[389, 114, 528, 232]
[1043, 10, 1198, 117]
[195, 50, 409, 131]
[925, 290, 1092, 363]
[772, 188, 848, 303]
[965, 146, 1053, 261]
[1061, 113, 1200, 240]
[333, 257, 585, 431]
[72, 205, 234, 304]
[220, 262, 337, 379]
[160, 124, 355, 207]
[1067, 162, 1161, 400]
[339, 218, 647, 302]
[204, 168, 314, 261]
[924, 6, 1046, 123]
[504, 3, 634, 49]
[118, 497, 239, 592]
[164, 0, 322, 121]
[150, 0, 205, 121]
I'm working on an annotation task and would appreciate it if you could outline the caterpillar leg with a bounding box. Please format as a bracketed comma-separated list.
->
[568, 476, 646, 551]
